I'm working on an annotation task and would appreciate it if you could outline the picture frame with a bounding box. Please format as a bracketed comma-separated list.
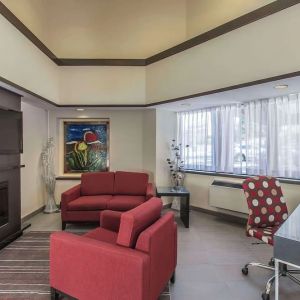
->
[63, 119, 110, 174]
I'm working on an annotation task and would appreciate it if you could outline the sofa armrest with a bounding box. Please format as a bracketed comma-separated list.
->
[61, 184, 81, 208]
[100, 210, 122, 232]
[50, 232, 150, 300]
[146, 183, 155, 200]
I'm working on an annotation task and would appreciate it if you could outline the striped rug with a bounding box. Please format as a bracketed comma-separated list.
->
[0, 231, 171, 299]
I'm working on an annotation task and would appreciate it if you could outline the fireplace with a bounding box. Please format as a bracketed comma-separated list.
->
[0, 182, 8, 228]
[0, 88, 22, 248]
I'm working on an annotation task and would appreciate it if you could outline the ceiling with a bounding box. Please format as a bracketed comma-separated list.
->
[1, 0, 274, 59]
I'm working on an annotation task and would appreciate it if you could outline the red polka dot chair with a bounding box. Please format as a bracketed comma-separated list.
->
[241, 176, 300, 300]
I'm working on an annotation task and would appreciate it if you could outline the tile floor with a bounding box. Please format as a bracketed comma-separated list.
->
[26, 210, 300, 300]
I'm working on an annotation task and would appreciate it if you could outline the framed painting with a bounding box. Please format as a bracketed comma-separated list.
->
[63, 119, 109, 174]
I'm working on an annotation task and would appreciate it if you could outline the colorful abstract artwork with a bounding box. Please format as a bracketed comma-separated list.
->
[63, 120, 109, 174]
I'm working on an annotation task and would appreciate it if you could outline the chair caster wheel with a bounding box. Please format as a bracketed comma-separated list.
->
[262, 292, 270, 300]
[242, 267, 248, 275]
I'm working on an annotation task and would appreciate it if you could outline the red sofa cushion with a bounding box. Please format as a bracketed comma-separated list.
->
[81, 172, 115, 196]
[114, 171, 149, 196]
[67, 195, 112, 211]
[108, 195, 145, 211]
[117, 197, 162, 248]
[84, 227, 118, 245]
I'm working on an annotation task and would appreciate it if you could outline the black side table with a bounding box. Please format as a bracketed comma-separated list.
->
[156, 186, 190, 228]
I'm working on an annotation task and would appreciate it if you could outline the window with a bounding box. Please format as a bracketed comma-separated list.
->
[177, 93, 300, 179]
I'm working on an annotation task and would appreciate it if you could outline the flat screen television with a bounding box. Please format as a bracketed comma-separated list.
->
[0, 108, 23, 154]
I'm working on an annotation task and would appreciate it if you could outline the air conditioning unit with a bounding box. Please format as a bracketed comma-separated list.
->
[209, 179, 248, 214]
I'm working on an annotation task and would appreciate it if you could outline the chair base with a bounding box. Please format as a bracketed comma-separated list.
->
[242, 260, 300, 300]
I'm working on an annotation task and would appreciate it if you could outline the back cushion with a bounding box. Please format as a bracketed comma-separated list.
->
[81, 172, 115, 196]
[242, 176, 288, 228]
[114, 171, 149, 196]
[117, 197, 162, 248]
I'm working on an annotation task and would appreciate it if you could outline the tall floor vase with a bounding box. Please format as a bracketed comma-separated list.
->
[41, 138, 59, 213]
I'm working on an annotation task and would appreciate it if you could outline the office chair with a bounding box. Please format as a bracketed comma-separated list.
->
[241, 176, 300, 300]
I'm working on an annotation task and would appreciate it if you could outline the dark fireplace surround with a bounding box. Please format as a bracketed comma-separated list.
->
[0, 88, 22, 248]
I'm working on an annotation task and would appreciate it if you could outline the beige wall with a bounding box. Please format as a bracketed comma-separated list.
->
[2, 4, 300, 106]
[155, 110, 176, 186]
[0, 15, 59, 103]
[21, 100, 48, 218]
[59, 67, 146, 105]
[142, 109, 156, 182]
[49, 109, 147, 200]
[186, 0, 274, 38]
[146, 4, 300, 103]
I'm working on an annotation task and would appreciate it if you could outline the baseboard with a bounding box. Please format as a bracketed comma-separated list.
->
[21, 205, 45, 223]
[190, 205, 247, 225]
[163, 203, 172, 209]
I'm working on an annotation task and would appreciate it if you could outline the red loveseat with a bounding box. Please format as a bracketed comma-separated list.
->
[61, 171, 155, 230]
[50, 197, 177, 300]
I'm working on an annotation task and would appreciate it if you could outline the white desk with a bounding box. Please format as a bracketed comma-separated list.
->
[274, 204, 300, 299]
[275, 259, 300, 300]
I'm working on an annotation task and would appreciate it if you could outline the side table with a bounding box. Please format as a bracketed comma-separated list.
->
[156, 186, 190, 228]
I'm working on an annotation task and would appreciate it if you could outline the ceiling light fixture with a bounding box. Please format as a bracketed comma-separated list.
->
[274, 84, 288, 89]
[76, 108, 85, 111]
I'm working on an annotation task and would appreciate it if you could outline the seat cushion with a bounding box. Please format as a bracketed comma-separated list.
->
[108, 195, 145, 211]
[114, 171, 148, 196]
[247, 225, 279, 245]
[117, 197, 162, 248]
[81, 172, 115, 196]
[84, 227, 118, 245]
[67, 195, 112, 211]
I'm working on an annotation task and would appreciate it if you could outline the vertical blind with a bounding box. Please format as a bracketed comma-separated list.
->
[177, 93, 300, 179]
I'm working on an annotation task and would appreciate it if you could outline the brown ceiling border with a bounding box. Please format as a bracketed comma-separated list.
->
[146, 71, 300, 106]
[146, 0, 300, 64]
[54, 58, 146, 66]
[0, 1, 57, 63]
[0, 0, 299, 66]
[3, 70, 299, 109]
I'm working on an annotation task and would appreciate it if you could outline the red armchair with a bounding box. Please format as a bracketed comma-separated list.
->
[61, 171, 155, 230]
[50, 198, 177, 300]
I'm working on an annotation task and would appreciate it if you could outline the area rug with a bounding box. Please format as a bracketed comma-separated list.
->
[0, 231, 171, 299]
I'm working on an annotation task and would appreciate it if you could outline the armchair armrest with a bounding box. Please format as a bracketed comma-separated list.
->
[50, 232, 150, 300]
[146, 183, 155, 200]
[61, 184, 81, 210]
[100, 210, 122, 232]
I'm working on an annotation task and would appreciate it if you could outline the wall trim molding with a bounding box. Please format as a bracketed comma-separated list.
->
[54, 58, 146, 67]
[0, 0, 299, 66]
[2, 70, 300, 109]
[21, 205, 45, 223]
[0, 2, 57, 63]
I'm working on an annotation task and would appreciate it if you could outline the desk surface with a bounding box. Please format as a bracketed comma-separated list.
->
[275, 204, 300, 243]
[274, 204, 300, 266]
[156, 186, 190, 196]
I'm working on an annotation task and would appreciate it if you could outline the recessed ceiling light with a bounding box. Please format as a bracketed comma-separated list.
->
[180, 103, 191, 107]
[76, 108, 85, 111]
[274, 84, 288, 89]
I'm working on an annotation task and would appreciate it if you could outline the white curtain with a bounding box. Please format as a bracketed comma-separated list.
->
[177, 109, 215, 171]
[177, 93, 300, 179]
[244, 100, 268, 175]
[267, 94, 300, 178]
[215, 105, 241, 173]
